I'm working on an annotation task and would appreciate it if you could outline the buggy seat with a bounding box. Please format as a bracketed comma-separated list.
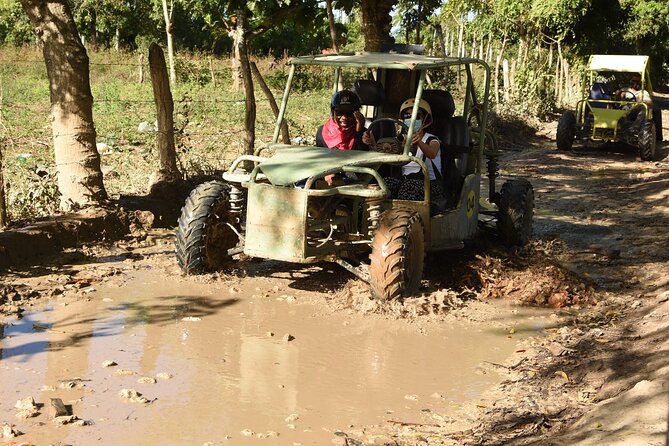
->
[589, 81, 612, 108]
[422, 90, 471, 198]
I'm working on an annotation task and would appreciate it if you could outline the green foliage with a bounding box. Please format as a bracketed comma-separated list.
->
[620, 0, 669, 81]
[6, 166, 60, 221]
[250, 21, 333, 57]
[0, 0, 33, 45]
[264, 64, 332, 92]
[340, 13, 364, 52]
[506, 63, 557, 120]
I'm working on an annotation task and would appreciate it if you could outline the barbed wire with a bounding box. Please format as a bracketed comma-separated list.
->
[0, 98, 274, 109]
[0, 59, 244, 72]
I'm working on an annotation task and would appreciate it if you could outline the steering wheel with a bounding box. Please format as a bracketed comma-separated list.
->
[614, 90, 637, 111]
[620, 90, 637, 102]
[365, 118, 409, 154]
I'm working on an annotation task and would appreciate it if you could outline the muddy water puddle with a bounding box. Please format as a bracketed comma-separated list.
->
[1, 268, 551, 445]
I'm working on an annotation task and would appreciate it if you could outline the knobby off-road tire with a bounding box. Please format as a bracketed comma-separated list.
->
[369, 208, 425, 300]
[497, 178, 534, 247]
[175, 181, 242, 274]
[556, 111, 577, 151]
[638, 120, 656, 161]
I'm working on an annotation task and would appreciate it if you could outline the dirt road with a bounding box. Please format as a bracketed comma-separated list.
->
[1, 112, 669, 445]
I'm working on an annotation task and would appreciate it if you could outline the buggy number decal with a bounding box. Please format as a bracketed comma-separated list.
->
[466, 191, 476, 218]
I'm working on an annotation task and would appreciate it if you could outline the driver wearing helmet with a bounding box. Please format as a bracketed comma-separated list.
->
[316, 89, 367, 150]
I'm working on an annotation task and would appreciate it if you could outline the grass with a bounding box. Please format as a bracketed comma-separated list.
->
[0, 47, 331, 223]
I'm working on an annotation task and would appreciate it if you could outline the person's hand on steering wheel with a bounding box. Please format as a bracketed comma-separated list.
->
[362, 130, 376, 146]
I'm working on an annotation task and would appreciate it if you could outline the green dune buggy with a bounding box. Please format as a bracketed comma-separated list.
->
[556, 54, 662, 161]
[175, 52, 534, 300]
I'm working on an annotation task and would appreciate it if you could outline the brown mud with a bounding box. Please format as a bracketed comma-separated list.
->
[1, 106, 669, 445]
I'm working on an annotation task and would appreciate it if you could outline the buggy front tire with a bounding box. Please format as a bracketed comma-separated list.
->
[369, 209, 425, 300]
[175, 181, 243, 274]
[638, 121, 656, 161]
[556, 111, 577, 151]
[497, 178, 534, 247]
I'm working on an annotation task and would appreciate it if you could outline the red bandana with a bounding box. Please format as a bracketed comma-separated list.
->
[322, 117, 355, 150]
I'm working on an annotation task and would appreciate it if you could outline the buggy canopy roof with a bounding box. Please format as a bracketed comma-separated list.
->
[587, 55, 649, 73]
[290, 52, 481, 70]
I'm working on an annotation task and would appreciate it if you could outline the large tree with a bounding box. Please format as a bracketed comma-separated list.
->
[356, 0, 396, 51]
[20, 0, 107, 211]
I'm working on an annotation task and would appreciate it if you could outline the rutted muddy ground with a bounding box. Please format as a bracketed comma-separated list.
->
[1, 108, 669, 445]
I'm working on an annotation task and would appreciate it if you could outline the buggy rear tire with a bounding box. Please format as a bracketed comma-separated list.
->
[369, 208, 425, 300]
[497, 178, 534, 247]
[638, 120, 656, 161]
[556, 111, 576, 151]
[175, 180, 243, 274]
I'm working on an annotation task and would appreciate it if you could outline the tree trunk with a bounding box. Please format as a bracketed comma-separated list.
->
[233, 8, 256, 156]
[230, 25, 244, 91]
[161, 0, 176, 85]
[449, 30, 455, 56]
[556, 54, 561, 102]
[564, 60, 571, 103]
[20, 0, 107, 211]
[0, 145, 6, 228]
[251, 62, 289, 144]
[148, 43, 180, 179]
[434, 24, 445, 56]
[360, 0, 395, 51]
[457, 21, 464, 57]
[494, 36, 508, 104]
[325, 0, 339, 52]
[503, 58, 510, 102]
[415, 0, 422, 43]
[0, 75, 6, 227]
[89, 8, 97, 49]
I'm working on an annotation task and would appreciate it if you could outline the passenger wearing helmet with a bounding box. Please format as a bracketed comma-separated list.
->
[316, 89, 367, 150]
[369, 97, 446, 205]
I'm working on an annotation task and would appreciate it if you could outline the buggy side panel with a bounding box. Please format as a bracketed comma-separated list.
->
[429, 174, 480, 250]
[244, 183, 309, 262]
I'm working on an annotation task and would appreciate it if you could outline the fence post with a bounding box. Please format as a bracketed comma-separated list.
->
[148, 43, 180, 179]
[138, 53, 144, 84]
[208, 56, 217, 87]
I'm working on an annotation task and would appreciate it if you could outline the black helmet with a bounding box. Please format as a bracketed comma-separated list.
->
[331, 90, 361, 114]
